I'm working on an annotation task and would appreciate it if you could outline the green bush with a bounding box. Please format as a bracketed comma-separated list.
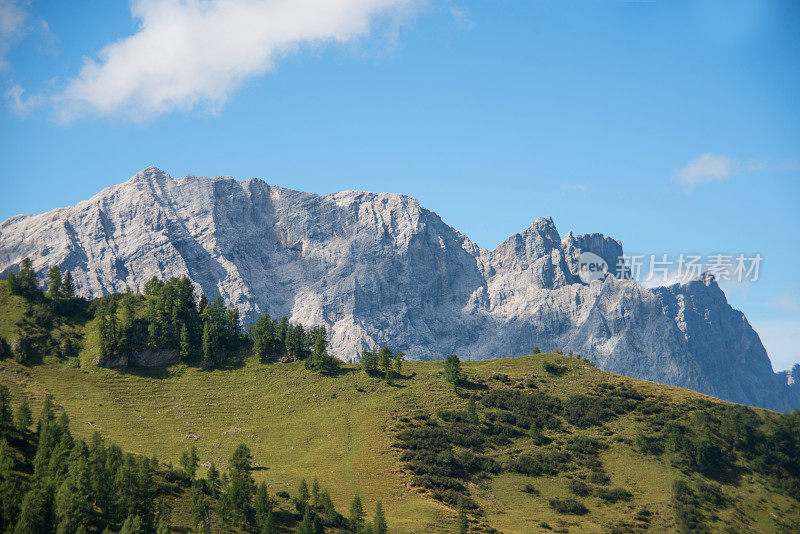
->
[567, 478, 591, 497]
[549, 498, 588, 515]
[595, 487, 632, 503]
[543, 361, 568, 376]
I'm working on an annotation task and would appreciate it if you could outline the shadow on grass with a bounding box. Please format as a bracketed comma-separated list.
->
[320, 365, 358, 378]
[124, 364, 176, 379]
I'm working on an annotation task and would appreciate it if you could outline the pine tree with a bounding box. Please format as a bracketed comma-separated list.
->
[394, 350, 405, 374]
[276, 316, 289, 355]
[349, 494, 365, 532]
[444, 354, 462, 387]
[190, 481, 210, 530]
[197, 294, 209, 314]
[311, 477, 320, 507]
[14, 483, 55, 533]
[61, 271, 75, 299]
[39, 395, 56, 426]
[119, 515, 144, 534]
[207, 462, 221, 497]
[227, 444, 255, 523]
[361, 349, 378, 374]
[4, 271, 18, 293]
[298, 478, 310, 503]
[47, 266, 62, 299]
[0, 438, 20, 528]
[180, 445, 199, 480]
[254, 482, 273, 532]
[373, 501, 387, 534]
[378, 346, 392, 378]
[118, 293, 136, 356]
[0, 386, 12, 434]
[202, 321, 213, 364]
[297, 508, 314, 534]
[16, 258, 38, 296]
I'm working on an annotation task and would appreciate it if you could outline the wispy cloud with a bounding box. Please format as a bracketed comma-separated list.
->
[0, 0, 30, 70]
[673, 153, 800, 193]
[450, 6, 475, 31]
[673, 153, 738, 192]
[14, 0, 418, 122]
[561, 182, 588, 193]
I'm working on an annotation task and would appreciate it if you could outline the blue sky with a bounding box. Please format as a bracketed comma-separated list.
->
[0, 0, 798, 369]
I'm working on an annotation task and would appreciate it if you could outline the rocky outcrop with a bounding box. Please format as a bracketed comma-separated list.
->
[1, 167, 796, 411]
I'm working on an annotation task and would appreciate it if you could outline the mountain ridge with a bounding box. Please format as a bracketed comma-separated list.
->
[1, 166, 797, 411]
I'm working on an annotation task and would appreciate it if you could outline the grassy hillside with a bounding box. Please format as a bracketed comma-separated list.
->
[0, 353, 798, 533]
[1, 278, 799, 532]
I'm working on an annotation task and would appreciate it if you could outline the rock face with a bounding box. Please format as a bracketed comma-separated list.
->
[1, 167, 797, 411]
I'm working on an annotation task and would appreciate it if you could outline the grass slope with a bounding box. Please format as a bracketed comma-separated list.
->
[0, 353, 798, 533]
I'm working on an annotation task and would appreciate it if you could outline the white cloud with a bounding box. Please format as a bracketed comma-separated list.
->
[5, 83, 40, 115]
[672, 153, 800, 193]
[45, 0, 417, 121]
[673, 153, 738, 191]
[450, 6, 475, 31]
[0, 0, 30, 70]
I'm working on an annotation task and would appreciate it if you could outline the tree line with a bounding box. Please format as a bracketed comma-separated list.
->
[0, 260, 338, 372]
[0, 387, 170, 533]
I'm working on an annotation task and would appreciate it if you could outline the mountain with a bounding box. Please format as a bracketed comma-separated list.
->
[1, 166, 797, 411]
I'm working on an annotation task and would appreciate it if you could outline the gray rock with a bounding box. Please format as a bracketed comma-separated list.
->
[1, 167, 797, 411]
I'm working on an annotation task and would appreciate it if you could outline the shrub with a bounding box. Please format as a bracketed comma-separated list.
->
[588, 471, 610, 485]
[543, 361, 568, 376]
[596, 487, 632, 503]
[567, 478, 591, 497]
[549, 498, 588, 515]
[635, 431, 663, 455]
[522, 484, 539, 495]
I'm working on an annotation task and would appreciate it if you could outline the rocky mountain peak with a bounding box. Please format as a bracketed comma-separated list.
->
[1, 168, 797, 412]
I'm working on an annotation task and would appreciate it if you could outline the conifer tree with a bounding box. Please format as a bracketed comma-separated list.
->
[297, 508, 314, 534]
[444, 354, 462, 387]
[378, 346, 392, 378]
[206, 463, 221, 497]
[180, 445, 199, 480]
[16, 258, 38, 296]
[298, 478, 310, 503]
[254, 482, 273, 532]
[361, 349, 378, 374]
[373, 501, 387, 534]
[13, 483, 55, 533]
[46, 266, 62, 299]
[311, 477, 320, 507]
[0, 438, 19, 528]
[349, 494, 365, 532]
[0, 386, 12, 434]
[119, 515, 144, 534]
[202, 322, 213, 364]
[226, 444, 255, 524]
[197, 294, 209, 314]
[61, 271, 75, 299]
[394, 350, 405, 374]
